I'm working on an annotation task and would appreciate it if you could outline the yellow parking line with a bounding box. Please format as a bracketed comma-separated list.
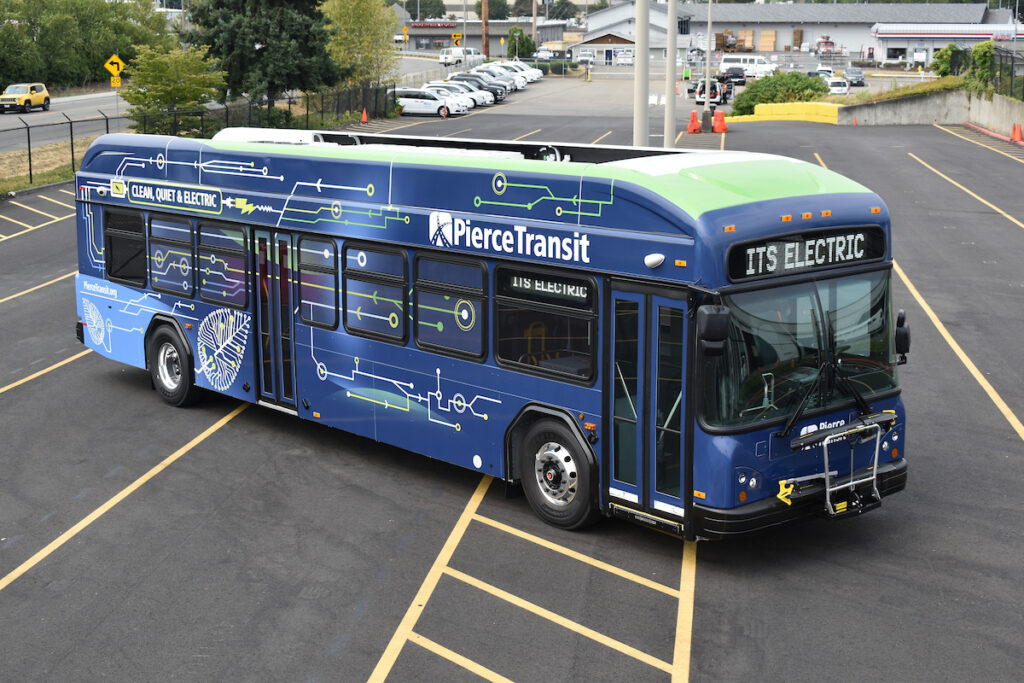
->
[671, 542, 698, 683]
[0, 212, 33, 229]
[592, 131, 612, 144]
[445, 566, 674, 673]
[408, 632, 514, 683]
[40, 194, 75, 209]
[0, 404, 248, 593]
[513, 128, 541, 141]
[908, 152, 1024, 231]
[0, 270, 76, 305]
[0, 212, 74, 242]
[473, 513, 680, 597]
[369, 476, 493, 682]
[814, 152, 828, 169]
[0, 349, 91, 397]
[893, 260, 1024, 442]
[10, 200, 57, 220]
[441, 128, 472, 137]
[933, 124, 1024, 165]
[58, 188, 75, 196]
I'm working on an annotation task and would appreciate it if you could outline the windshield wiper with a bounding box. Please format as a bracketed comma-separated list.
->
[776, 361, 827, 438]
[835, 363, 874, 416]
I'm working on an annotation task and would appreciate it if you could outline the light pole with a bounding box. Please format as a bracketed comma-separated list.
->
[704, 0, 713, 127]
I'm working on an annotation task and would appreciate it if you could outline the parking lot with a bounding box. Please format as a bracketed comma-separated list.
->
[2, 75, 1023, 681]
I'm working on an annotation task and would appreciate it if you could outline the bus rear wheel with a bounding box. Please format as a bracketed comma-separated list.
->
[519, 420, 599, 529]
[148, 326, 201, 407]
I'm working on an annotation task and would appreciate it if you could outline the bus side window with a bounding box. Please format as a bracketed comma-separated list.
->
[197, 222, 248, 309]
[104, 209, 147, 287]
[298, 236, 339, 329]
[149, 214, 194, 298]
[343, 244, 407, 342]
[414, 255, 486, 358]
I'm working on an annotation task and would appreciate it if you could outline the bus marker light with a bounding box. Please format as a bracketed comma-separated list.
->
[724, 225, 736, 233]
[738, 490, 747, 502]
[781, 215, 792, 222]
[821, 210, 832, 217]
[693, 490, 706, 499]
[675, 259, 687, 267]
[892, 447, 899, 459]
[584, 422, 597, 431]
[801, 212, 812, 220]
[871, 207, 881, 214]
[313, 411, 321, 418]
[184, 323, 193, 329]
[578, 412, 584, 420]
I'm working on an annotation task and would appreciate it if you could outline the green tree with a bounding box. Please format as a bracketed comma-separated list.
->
[730, 71, 827, 116]
[969, 39, 994, 86]
[474, 0, 510, 20]
[322, 0, 398, 85]
[418, 0, 447, 19]
[120, 45, 226, 134]
[930, 42, 961, 78]
[186, 0, 338, 102]
[511, 0, 534, 16]
[549, 0, 578, 20]
[506, 27, 536, 59]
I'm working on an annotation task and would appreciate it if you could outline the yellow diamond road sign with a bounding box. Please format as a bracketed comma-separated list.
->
[105, 54, 125, 76]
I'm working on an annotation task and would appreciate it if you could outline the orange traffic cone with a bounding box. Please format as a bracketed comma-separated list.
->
[852, 116, 858, 126]
[687, 110, 701, 134]
[360, 108, 368, 124]
[1012, 123, 1023, 143]
[712, 110, 728, 133]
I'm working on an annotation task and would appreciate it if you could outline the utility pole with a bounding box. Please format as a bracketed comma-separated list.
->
[664, 0, 677, 147]
[482, 0, 489, 58]
[633, 0, 649, 146]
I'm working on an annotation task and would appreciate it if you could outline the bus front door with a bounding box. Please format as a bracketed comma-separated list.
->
[609, 288, 688, 532]
[254, 230, 297, 411]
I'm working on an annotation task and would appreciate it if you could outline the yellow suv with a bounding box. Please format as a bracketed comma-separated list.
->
[0, 83, 50, 113]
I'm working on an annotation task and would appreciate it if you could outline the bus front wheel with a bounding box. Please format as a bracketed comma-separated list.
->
[148, 326, 201, 407]
[519, 420, 599, 529]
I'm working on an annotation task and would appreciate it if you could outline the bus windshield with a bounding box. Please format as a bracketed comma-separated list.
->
[703, 269, 897, 428]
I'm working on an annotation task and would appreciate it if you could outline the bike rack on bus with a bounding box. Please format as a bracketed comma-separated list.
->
[788, 412, 897, 516]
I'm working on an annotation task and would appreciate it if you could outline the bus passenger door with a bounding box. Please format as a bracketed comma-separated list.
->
[254, 230, 297, 411]
[609, 287, 688, 532]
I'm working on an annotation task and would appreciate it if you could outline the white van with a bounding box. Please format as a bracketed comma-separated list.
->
[717, 54, 777, 78]
[439, 47, 480, 66]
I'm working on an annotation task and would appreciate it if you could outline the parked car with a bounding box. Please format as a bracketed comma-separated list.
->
[844, 66, 866, 87]
[532, 49, 554, 61]
[449, 72, 506, 101]
[722, 67, 746, 86]
[816, 64, 835, 77]
[394, 87, 466, 117]
[615, 52, 635, 66]
[426, 80, 493, 106]
[577, 49, 595, 66]
[423, 85, 475, 110]
[827, 78, 850, 95]
[0, 82, 50, 113]
[694, 78, 727, 105]
[495, 61, 542, 82]
[473, 65, 525, 91]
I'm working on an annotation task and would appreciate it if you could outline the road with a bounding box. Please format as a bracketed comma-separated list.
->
[2, 75, 1023, 681]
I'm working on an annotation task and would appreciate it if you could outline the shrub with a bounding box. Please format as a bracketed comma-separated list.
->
[730, 71, 828, 115]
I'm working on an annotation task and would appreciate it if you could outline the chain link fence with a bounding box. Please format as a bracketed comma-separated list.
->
[0, 84, 396, 185]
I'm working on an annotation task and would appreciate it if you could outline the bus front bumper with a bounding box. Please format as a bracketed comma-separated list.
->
[692, 458, 907, 540]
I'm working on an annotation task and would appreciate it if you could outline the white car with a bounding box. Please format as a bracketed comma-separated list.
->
[473, 65, 525, 91]
[615, 52, 635, 66]
[533, 49, 554, 61]
[395, 88, 466, 117]
[423, 85, 475, 110]
[495, 61, 541, 82]
[827, 78, 849, 95]
[426, 80, 493, 106]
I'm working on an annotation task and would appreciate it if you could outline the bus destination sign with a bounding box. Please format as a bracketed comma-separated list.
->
[728, 226, 885, 282]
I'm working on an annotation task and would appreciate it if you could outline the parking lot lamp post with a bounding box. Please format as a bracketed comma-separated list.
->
[705, 0, 713, 123]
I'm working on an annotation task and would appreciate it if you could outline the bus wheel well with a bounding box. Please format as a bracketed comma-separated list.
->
[144, 316, 192, 371]
[504, 404, 595, 485]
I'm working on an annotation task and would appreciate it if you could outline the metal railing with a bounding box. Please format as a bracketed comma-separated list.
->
[993, 46, 1024, 102]
[0, 84, 396, 184]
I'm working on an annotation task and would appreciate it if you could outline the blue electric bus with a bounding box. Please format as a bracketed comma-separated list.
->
[74, 129, 909, 539]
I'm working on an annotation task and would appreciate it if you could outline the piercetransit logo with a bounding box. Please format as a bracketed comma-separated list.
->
[427, 211, 591, 264]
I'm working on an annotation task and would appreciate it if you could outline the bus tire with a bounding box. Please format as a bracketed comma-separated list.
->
[519, 420, 599, 530]
[148, 326, 201, 407]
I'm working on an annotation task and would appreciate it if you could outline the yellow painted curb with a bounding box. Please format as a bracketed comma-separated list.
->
[726, 102, 841, 124]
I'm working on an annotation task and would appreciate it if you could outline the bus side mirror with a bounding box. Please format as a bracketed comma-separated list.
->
[895, 309, 910, 365]
[696, 304, 730, 356]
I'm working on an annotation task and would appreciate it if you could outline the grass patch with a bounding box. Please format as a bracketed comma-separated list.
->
[0, 134, 103, 192]
[821, 75, 967, 105]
